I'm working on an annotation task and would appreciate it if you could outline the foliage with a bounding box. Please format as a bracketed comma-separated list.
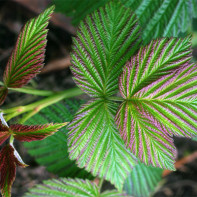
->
[124, 162, 163, 197]
[0, 6, 54, 105]
[122, 0, 197, 44]
[24, 178, 128, 197]
[53, 0, 108, 25]
[24, 100, 92, 179]
[53, 0, 197, 44]
[0, 0, 197, 196]
[71, 1, 141, 97]
[0, 145, 27, 197]
[0, 6, 67, 197]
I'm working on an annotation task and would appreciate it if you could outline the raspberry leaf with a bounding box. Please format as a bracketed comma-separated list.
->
[0, 145, 27, 197]
[9, 123, 67, 142]
[3, 6, 54, 88]
[116, 38, 197, 169]
[0, 87, 8, 106]
[71, 1, 141, 97]
[68, 99, 137, 190]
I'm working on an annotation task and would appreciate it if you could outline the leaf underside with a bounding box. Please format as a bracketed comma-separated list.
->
[71, 1, 141, 97]
[68, 99, 137, 190]
[116, 38, 197, 169]
[24, 178, 128, 197]
[124, 162, 163, 197]
[122, 0, 197, 44]
[24, 100, 92, 179]
[3, 6, 54, 88]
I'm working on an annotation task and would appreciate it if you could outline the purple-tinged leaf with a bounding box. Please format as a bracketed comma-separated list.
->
[68, 99, 137, 190]
[71, 1, 141, 97]
[115, 101, 176, 170]
[3, 6, 54, 88]
[133, 64, 197, 137]
[0, 87, 8, 106]
[116, 36, 197, 169]
[119, 37, 192, 98]
[9, 123, 67, 142]
[0, 145, 27, 197]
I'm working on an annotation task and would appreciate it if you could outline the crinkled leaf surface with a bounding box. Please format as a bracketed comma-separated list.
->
[71, 1, 141, 97]
[116, 38, 197, 169]
[0, 145, 27, 197]
[122, 0, 197, 44]
[3, 6, 54, 88]
[24, 100, 92, 179]
[9, 123, 67, 142]
[68, 99, 137, 190]
[24, 178, 128, 197]
[124, 162, 163, 197]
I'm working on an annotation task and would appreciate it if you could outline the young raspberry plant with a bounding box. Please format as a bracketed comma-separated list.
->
[0, 6, 67, 197]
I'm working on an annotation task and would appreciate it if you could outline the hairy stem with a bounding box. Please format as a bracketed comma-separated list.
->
[8, 87, 55, 96]
[3, 87, 84, 122]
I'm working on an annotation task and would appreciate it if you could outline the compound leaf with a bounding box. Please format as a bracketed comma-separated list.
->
[3, 6, 54, 88]
[10, 123, 67, 142]
[116, 39, 197, 169]
[24, 178, 128, 197]
[24, 100, 92, 179]
[71, 1, 141, 97]
[68, 99, 137, 190]
[124, 162, 163, 197]
[122, 0, 197, 44]
[0, 145, 27, 197]
[119, 37, 192, 98]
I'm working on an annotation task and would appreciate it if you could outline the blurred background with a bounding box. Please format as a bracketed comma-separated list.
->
[0, 0, 197, 196]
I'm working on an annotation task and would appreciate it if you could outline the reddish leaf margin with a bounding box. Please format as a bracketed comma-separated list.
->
[0, 145, 27, 197]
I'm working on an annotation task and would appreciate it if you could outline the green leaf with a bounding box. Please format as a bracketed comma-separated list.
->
[24, 178, 128, 197]
[119, 37, 192, 98]
[124, 162, 163, 197]
[68, 99, 137, 190]
[71, 1, 141, 97]
[3, 6, 54, 88]
[122, 0, 197, 44]
[116, 39, 197, 169]
[53, 0, 109, 25]
[24, 100, 92, 179]
[116, 101, 176, 170]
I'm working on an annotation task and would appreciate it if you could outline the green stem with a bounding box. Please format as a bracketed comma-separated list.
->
[0, 81, 4, 86]
[8, 87, 55, 96]
[3, 87, 84, 122]
[98, 178, 104, 192]
[108, 96, 124, 102]
[9, 135, 14, 144]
